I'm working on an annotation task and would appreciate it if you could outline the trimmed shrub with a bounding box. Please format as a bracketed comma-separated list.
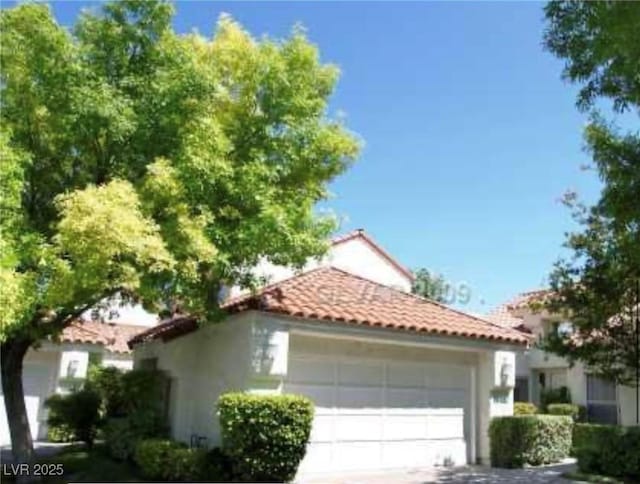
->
[514, 402, 538, 415]
[547, 403, 586, 422]
[489, 415, 573, 468]
[134, 438, 212, 481]
[573, 423, 640, 479]
[218, 392, 314, 482]
[134, 439, 183, 480]
[44, 388, 101, 445]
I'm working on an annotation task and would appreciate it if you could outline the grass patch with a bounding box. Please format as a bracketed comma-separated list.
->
[563, 471, 627, 483]
[39, 444, 142, 483]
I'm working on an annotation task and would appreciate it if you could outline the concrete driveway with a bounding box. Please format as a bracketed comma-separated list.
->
[301, 461, 577, 484]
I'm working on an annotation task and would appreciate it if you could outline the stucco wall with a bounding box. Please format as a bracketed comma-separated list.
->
[228, 236, 412, 298]
[135, 311, 518, 466]
[133, 313, 254, 446]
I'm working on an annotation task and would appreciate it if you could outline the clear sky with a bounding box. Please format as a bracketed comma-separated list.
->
[7, 1, 606, 314]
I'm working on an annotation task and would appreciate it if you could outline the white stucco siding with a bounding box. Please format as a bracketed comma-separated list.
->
[0, 348, 60, 446]
[228, 236, 413, 298]
[102, 352, 134, 371]
[133, 313, 254, 446]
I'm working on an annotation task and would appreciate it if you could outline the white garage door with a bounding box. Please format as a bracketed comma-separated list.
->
[284, 349, 471, 474]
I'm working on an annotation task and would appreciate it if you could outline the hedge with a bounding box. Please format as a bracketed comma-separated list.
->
[218, 392, 314, 482]
[513, 402, 538, 415]
[573, 424, 640, 479]
[44, 388, 101, 445]
[546, 403, 586, 422]
[134, 439, 209, 481]
[489, 415, 573, 468]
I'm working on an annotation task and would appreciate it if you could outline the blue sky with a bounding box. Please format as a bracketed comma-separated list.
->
[8, 1, 606, 314]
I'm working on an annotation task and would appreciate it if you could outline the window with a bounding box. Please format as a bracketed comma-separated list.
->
[514, 377, 529, 402]
[586, 375, 618, 424]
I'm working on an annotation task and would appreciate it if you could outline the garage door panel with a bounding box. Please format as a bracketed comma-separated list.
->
[337, 386, 383, 410]
[427, 415, 464, 439]
[427, 388, 466, 408]
[298, 443, 332, 474]
[309, 415, 334, 442]
[383, 415, 427, 440]
[287, 359, 334, 384]
[335, 415, 382, 441]
[286, 347, 470, 475]
[338, 362, 383, 385]
[386, 387, 427, 410]
[382, 440, 430, 467]
[387, 363, 424, 387]
[284, 383, 333, 412]
[334, 442, 382, 471]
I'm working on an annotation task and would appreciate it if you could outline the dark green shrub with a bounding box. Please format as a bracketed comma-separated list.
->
[573, 423, 640, 479]
[540, 386, 571, 411]
[546, 403, 586, 422]
[489, 415, 573, 468]
[202, 447, 234, 482]
[514, 402, 538, 415]
[45, 389, 101, 445]
[102, 369, 169, 460]
[218, 392, 314, 482]
[86, 366, 126, 417]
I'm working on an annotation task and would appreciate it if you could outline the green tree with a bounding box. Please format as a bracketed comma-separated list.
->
[411, 268, 449, 303]
[0, 1, 359, 467]
[542, 1, 640, 386]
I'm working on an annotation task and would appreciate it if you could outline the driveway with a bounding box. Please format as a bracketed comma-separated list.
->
[301, 461, 577, 483]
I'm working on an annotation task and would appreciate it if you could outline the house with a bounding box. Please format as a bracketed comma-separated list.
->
[129, 230, 529, 476]
[487, 291, 638, 426]
[0, 320, 147, 447]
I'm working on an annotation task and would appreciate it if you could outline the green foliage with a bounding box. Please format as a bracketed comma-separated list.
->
[218, 392, 314, 482]
[489, 415, 573, 468]
[102, 369, 169, 460]
[134, 438, 225, 481]
[573, 424, 640, 479]
[46, 423, 75, 443]
[45, 389, 101, 445]
[86, 366, 126, 418]
[542, 1, 640, 385]
[547, 403, 586, 422]
[540, 386, 571, 411]
[513, 402, 538, 415]
[411, 268, 449, 303]
[0, 0, 359, 344]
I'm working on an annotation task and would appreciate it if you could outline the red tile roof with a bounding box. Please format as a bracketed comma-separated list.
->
[130, 267, 529, 347]
[61, 320, 147, 354]
[486, 290, 552, 332]
[331, 229, 415, 281]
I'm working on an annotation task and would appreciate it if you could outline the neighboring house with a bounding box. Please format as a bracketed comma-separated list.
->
[0, 320, 147, 447]
[487, 292, 638, 426]
[129, 230, 529, 477]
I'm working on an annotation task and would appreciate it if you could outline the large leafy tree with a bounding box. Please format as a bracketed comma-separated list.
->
[0, 1, 358, 466]
[542, 1, 640, 386]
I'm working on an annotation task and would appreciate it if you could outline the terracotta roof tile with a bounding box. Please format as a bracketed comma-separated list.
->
[61, 320, 147, 354]
[131, 267, 529, 347]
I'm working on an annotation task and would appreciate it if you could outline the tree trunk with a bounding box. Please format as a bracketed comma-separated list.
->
[1, 337, 35, 472]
